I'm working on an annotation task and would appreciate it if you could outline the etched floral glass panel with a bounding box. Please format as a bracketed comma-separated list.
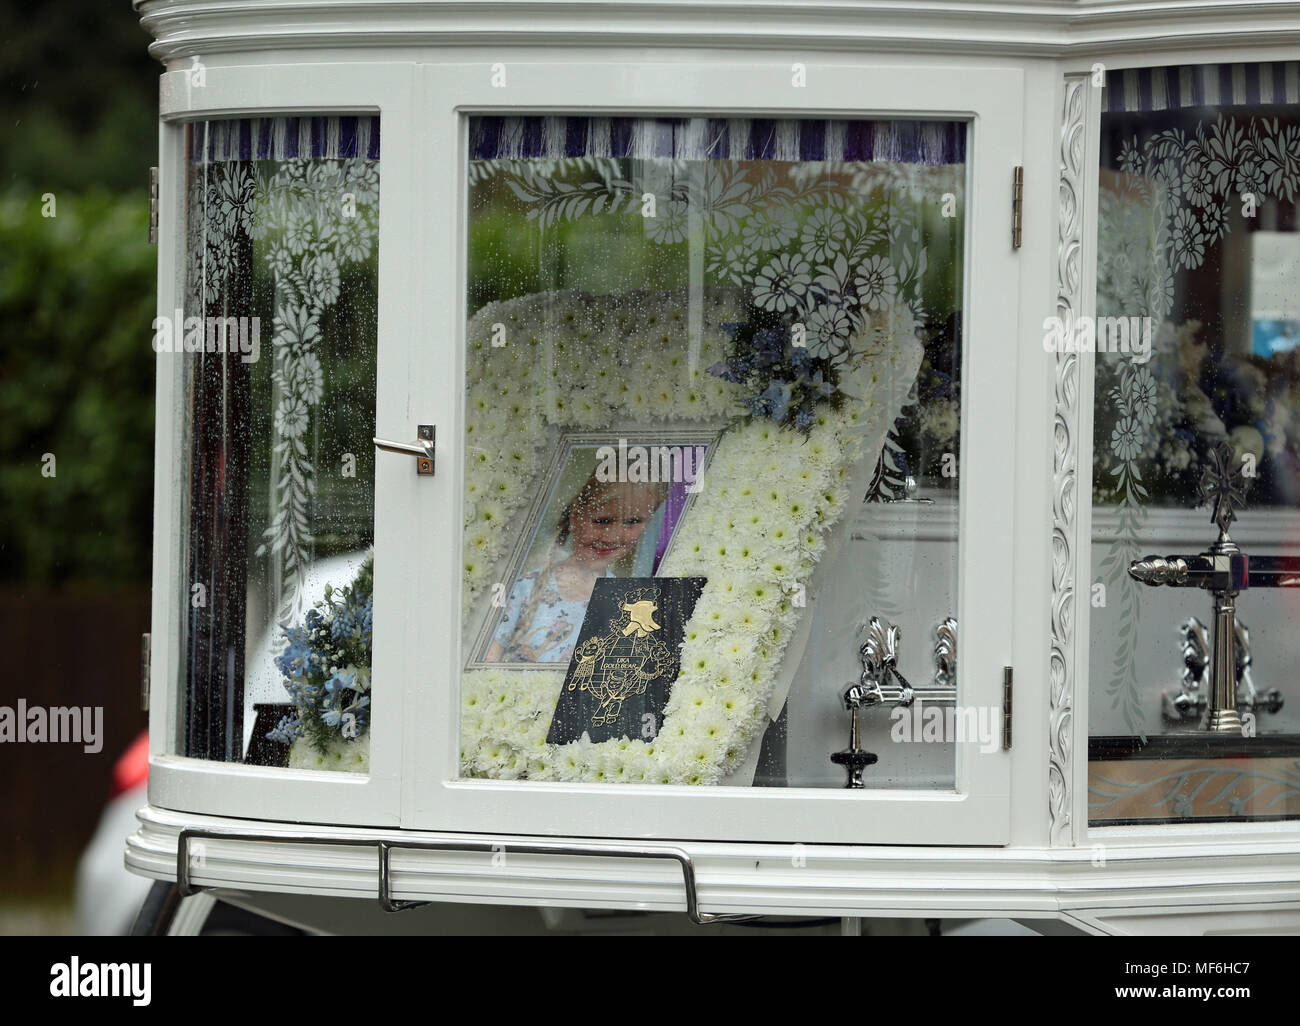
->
[461, 115, 967, 789]
[178, 117, 379, 771]
[1087, 63, 1300, 823]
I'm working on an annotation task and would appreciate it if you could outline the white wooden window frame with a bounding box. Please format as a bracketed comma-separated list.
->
[1055, 57, 1300, 852]
[403, 57, 1026, 845]
[147, 63, 421, 826]
[146, 55, 1030, 845]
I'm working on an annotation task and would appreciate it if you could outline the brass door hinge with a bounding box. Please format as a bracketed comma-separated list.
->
[1002, 665, 1013, 750]
[1011, 166, 1023, 249]
[148, 167, 159, 245]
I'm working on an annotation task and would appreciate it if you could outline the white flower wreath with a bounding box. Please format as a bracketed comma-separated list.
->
[458, 287, 920, 784]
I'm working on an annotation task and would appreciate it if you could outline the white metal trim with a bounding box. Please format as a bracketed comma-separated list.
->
[126, 804, 1300, 930]
[132, 1, 1300, 63]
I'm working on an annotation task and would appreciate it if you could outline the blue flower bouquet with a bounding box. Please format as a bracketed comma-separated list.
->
[268, 554, 373, 767]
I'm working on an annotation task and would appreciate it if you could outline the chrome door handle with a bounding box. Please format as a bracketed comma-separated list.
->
[374, 424, 435, 475]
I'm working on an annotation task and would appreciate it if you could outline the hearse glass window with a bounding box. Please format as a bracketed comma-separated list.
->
[1088, 62, 1300, 823]
[178, 117, 379, 770]
[461, 116, 967, 788]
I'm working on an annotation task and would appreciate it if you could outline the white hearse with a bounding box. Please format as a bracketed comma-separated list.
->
[127, 0, 1300, 935]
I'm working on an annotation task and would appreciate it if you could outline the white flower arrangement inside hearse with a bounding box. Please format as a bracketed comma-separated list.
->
[459, 287, 918, 785]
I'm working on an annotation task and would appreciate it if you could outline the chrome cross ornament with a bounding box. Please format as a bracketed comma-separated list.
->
[1128, 441, 1255, 734]
[1199, 441, 1247, 544]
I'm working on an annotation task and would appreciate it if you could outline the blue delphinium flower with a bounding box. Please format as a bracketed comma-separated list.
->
[274, 627, 312, 680]
[330, 604, 356, 644]
[750, 328, 786, 369]
[267, 713, 303, 744]
[324, 669, 357, 694]
[707, 312, 842, 435]
[360, 598, 373, 647]
[707, 356, 750, 384]
[746, 381, 793, 420]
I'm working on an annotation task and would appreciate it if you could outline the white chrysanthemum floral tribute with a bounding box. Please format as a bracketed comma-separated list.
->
[459, 287, 921, 785]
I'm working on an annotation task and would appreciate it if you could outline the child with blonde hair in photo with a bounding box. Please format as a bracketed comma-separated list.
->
[485, 472, 669, 664]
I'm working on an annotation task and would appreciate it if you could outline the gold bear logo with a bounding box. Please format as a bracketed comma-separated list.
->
[620, 598, 661, 637]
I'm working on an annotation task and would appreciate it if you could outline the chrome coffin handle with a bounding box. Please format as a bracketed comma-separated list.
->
[932, 616, 957, 690]
[832, 617, 959, 787]
[1162, 616, 1284, 723]
[374, 424, 435, 475]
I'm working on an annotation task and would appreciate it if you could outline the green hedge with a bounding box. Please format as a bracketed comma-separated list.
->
[0, 190, 156, 586]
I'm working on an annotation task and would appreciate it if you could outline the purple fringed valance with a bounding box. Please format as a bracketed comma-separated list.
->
[187, 116, 380, 162]
[469, 116, 965, 166]
[1105, 61, 1300, 114]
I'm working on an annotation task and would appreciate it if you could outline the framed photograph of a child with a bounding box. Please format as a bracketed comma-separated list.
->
[469, 430, 718, 669]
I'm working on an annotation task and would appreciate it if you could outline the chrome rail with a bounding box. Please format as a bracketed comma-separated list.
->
[177, 828, 752, 926]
